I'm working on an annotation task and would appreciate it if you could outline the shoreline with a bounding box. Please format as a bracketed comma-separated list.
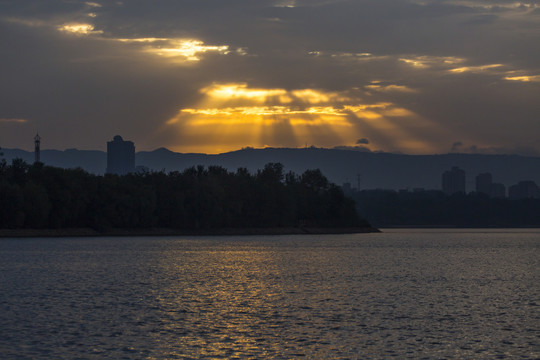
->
[0, 226, 381, 238]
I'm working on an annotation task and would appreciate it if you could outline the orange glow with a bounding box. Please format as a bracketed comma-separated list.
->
[144, 40, 229, 61]
[112, 37, 235, 63]
[449, 64, 503, 73]
[399, 56, 465, 69]
[504, 75, 540, 82]
[0, 118, 28, 123]
[162, 83, 446, 154]
[58, 23, 103, 35]
[201, 84, 287, 101]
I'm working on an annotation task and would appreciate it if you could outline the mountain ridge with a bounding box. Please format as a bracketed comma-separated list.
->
[2, 147, 540, 192]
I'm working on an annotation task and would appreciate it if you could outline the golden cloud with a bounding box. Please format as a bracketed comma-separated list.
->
[143, 40, 230, 61]
[504, 75, 540, 82]
[58, 23, 103, 35]
[161, 83, 441, 154]
[449, 64, 503, 74]
[53, 20, 238, 63]
[201, 83, 287, 101]
[199, 83, 354, 105]
[399, 56, 465, 69]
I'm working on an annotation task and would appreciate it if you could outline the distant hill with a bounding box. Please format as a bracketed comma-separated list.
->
[2, 148, 106, 175]
[3, 147, 540, 192]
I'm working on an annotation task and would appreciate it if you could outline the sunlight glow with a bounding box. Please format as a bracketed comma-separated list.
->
[449, 64, 503, 73]
[161, 83, 442, 154]
[400, 58, 428, 68]
[291, 89, 331, 103]
[54, 29, 236, 63]
[399, 56, 465, 69]
[200, 84, 354, 105]
[145, 39, 230, 61]
[179, 105, 391, 119]
[201, 84, 287, 101]
[504, 75, 540, 82]
[58, 23, 103, 35]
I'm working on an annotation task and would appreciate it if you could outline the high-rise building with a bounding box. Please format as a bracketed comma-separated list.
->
[508, 181, 540, 200]
[442, 166, 466, 195]
[106, 135, 135, 175]
[491, 183, 506, 198]
[475, 173, 492, 196]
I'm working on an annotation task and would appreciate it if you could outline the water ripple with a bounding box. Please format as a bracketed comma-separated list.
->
[0, 231, 539, 359]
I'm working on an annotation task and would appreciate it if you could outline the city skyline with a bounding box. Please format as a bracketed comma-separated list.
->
[1, 0, 539, 155]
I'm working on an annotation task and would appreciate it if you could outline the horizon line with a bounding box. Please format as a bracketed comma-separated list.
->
[1, 145, 539, 158]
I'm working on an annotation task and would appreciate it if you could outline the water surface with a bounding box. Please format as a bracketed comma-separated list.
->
[1, 229, 539, 359]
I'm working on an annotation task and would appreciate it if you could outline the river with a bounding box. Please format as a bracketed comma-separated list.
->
[1, 229, 538, 359]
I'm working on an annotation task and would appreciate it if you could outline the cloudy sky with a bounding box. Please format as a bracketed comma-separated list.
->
[1, 0, 539, 154]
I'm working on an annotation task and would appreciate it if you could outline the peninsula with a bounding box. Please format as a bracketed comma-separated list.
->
[0, 160, 377, 236]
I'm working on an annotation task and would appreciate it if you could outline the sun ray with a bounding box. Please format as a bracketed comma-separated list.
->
[161, 83, 448, 154]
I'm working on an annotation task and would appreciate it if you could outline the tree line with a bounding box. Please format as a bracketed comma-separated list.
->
[0, 159, 368, 230]
[353, 189, 540, 227]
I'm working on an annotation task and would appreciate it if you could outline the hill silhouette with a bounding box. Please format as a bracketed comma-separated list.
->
[2, 147, 540, 192]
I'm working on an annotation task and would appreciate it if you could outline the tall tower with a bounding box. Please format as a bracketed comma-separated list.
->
[34, 133, 41, 163]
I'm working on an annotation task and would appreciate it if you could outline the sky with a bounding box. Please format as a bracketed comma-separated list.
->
[1, 0, 539, 155]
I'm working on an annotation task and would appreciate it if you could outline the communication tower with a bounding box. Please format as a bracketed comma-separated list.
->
[34, 133, 41, 163]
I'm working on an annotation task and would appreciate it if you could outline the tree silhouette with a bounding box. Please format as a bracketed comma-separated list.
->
[353, 189, 540, 227]
[0, 160, 368, 231]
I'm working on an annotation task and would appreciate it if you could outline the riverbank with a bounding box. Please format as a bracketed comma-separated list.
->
[0, 226, 380, 238]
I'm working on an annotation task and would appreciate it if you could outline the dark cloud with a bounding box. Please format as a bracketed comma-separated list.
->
[0, 0, 539, 154]
[356, 138, 370, 145]
[451, 141, 464, 152]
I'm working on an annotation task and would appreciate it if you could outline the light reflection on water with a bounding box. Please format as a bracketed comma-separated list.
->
[0, 230, 539, 359]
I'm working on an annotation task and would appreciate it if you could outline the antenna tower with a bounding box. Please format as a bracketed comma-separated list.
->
[34, 133, 41, 163]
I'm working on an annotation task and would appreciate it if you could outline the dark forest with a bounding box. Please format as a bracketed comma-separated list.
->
[0, 159, 368, 231]
[354, 189, 540, 228]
